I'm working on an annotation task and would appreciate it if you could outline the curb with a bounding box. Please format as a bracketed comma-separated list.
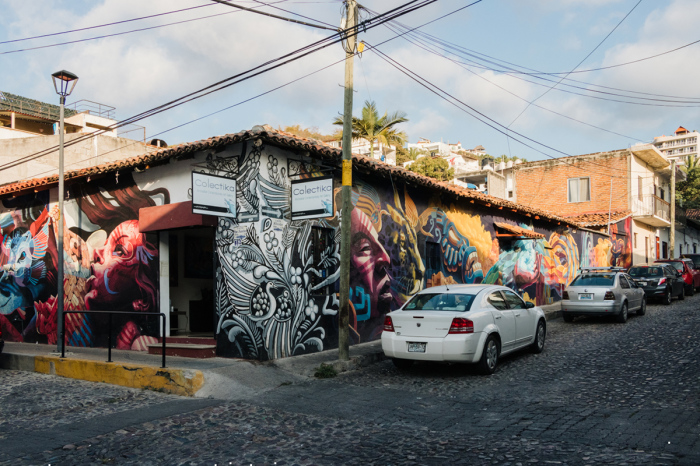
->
[0, 352, 204, 397]
[317, 349, 387, 376]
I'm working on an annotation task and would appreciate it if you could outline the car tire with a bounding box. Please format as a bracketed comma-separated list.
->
[664, 288, 673, 305]
[563, 313, 574, 323]
[478, 335, 499, 375]
[685, 284, 693, 297]
[392, 358, 414, 370]
[616, 302, 628, 323]
[530, 319, 546, 354]
[679, 286, 686, 301]
[637, 298, 646, 316]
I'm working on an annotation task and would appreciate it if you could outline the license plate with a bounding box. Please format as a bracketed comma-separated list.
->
[579, 293, 593, 300]
[408, 342, 426, 353]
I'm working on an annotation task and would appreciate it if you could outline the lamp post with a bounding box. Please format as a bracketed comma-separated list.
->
[51, 70, 78, 354]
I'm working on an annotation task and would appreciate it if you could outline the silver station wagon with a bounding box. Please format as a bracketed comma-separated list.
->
[561, 267, 646, 323]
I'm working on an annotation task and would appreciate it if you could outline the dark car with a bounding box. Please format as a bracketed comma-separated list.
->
[629, 264, 684, 305]
[655, 260, 700, 296]
[0, 324, 3, 355]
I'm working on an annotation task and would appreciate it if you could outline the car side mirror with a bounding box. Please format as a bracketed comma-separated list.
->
[525, 302, 535, 309]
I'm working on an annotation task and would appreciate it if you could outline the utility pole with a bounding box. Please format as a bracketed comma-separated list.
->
[670, 159, 676, 259]
[338, 0, 357, 361]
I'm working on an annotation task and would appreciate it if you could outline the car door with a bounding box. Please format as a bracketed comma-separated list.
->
[502, 289, 535, 345]
[624, 274, 643, 309]
[665, 266, 681, 296]
[618, 275, 635, 309]
[487, 291, 516, 350]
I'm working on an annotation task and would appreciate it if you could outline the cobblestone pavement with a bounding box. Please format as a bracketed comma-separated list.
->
[1, 294, 699, 465]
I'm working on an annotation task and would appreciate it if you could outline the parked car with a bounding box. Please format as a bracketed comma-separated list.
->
[680, 253, 700, 270]
[0, 324, 3, 355]
[628, 264, 684, 304]
[655, 259, 700, 295]
[560, 267, 646, 323]
[381, 285, 546, 375]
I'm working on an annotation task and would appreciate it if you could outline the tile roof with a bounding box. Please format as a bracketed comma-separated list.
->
[0, 90, 78, 120]
[687, 209, 700, 220]
[493, 222, 545, 239]
[563, 210, 631, 227]
[0, 125, 583, 228]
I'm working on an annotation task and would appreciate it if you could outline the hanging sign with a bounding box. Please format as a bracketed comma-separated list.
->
[291, 176, 334, 220]
[191, 172, 237, 218]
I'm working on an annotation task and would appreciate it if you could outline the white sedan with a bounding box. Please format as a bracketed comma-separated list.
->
[381, 284, 546, 374]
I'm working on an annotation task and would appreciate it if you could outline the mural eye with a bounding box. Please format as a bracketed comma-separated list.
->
[113, 245, 126, 257]
[19, 251, 26, 261]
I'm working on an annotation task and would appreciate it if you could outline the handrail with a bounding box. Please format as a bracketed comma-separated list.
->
[62, 310, 166, 368]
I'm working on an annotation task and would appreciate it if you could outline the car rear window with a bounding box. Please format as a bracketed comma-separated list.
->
[683, 256, 700, 268]
[570, 274, 615, 286]
[403, 293, 476, 312]
[629, 267, 663, 277]
[659, 262, 684, 273]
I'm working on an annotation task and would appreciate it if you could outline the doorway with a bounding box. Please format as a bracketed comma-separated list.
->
[167, 226, 215, 336]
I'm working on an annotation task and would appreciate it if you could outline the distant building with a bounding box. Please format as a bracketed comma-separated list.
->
[653, 126, 699, 164]
[327, 137, 397, 165]
[0, 91, 157, 185]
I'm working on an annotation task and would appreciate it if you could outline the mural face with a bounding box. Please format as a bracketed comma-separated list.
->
[0, 176, 166, 351]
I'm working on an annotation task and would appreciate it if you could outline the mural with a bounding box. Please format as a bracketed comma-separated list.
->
[0, 174, 167, 351]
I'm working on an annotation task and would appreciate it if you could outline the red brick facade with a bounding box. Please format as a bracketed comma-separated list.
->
[514, 150, 630, 217]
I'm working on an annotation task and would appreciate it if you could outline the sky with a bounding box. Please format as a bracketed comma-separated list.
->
[1, 0, 699, 162]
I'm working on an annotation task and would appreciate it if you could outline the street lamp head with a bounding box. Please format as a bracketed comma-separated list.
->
[51, 70, 79, 97]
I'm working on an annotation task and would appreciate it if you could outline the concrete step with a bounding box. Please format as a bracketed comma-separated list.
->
[147, 343, 217, 359]
[158, 336, 217, 346]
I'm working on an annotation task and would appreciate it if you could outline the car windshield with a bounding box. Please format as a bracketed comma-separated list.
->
[570, 274, 615, 286]
[683, 256, 700, 268]
[403, 293, 476, 312]
[659, 262, 684, 273]
[629, 267, 663, 277]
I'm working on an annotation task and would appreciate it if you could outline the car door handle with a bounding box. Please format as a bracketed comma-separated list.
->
[494, 315, 502, 319]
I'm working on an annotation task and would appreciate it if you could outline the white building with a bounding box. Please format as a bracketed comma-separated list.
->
[327, 137, 397, 165]
[653, 126, 698, 164]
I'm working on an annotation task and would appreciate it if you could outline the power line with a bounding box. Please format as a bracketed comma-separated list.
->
[209, 0, 336, 30]
[0, 0, 438, 173]
[506, 0, 643, 128]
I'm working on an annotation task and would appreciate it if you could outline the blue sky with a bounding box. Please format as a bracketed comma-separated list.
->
[1, 0, 698, 161]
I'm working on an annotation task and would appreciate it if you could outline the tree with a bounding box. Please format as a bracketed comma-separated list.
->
[677, 155, 700, 209]
[333, 100, 408, 159]
[396, 147, 427, 166]
[408, 156, 454, 181]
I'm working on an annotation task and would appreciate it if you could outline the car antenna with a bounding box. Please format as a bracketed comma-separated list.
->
[445, 282, 450, 291]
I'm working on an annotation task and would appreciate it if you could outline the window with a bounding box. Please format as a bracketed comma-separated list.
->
[634, 233, 637, 248]
[404, 293, 476, 312]
[619, 275, 630, 289]
[311, 227, 335, 295]
[487, 292, 508, 310]
[570, 274, 615, 286]
[662, 241, 668, 259]
[425, 241, 442, 280]
[502, 290, 526, 309]
[507, 190, 514, 198]
[568, 177, 590, 203]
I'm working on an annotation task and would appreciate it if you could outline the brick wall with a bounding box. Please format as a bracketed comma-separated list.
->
[514, 151, 630, 217]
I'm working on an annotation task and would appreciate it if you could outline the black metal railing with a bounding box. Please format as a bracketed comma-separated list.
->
[61, 310, 166, 368]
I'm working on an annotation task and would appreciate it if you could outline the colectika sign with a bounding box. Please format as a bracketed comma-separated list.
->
[192, 172, 237, 218]
[291, 176, 334, 220]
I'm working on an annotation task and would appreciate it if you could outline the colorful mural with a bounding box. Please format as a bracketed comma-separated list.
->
[0, 174, 167, 350]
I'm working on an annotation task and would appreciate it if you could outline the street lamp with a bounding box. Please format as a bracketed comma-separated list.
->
[51, 70, 78, 354]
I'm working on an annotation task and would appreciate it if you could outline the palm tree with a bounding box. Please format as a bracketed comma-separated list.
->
[683, 154, 700, 174]
[333, 100, 409, 160]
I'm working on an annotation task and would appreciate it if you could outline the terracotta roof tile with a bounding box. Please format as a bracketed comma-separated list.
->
[687, 209, 700, 220]
[563, 210, 631, 227]
[0, 125, 582, 228]
[493, 222, 545, 239]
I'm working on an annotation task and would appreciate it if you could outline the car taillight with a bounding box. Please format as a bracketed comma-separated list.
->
[604, 291, 615, 300]
[384, 316, 394, 332]
[562, 291, 569, 300]
[449, 318, 474, 334]
[658, 278, 666, 285]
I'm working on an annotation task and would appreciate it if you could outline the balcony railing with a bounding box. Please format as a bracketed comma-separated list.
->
[633, 194, 670, 221]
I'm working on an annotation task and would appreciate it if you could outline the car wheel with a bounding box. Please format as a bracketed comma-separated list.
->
[616, 302, 628, 323]
[679, 286, 686, 301]
[685, 284, 693, 297]
[664, 288, 673, 305]
[563, 313, 574, 323]
[478, 335, 499, 375]
[530, 319, 546, 354]
[392, 358, 414, 370]
[637, 298, 646, 316]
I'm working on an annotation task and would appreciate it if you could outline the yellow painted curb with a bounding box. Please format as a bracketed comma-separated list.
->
[34, 356, 204, 397]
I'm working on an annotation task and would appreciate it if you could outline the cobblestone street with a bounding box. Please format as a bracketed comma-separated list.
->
[2, 294, 699, 465]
